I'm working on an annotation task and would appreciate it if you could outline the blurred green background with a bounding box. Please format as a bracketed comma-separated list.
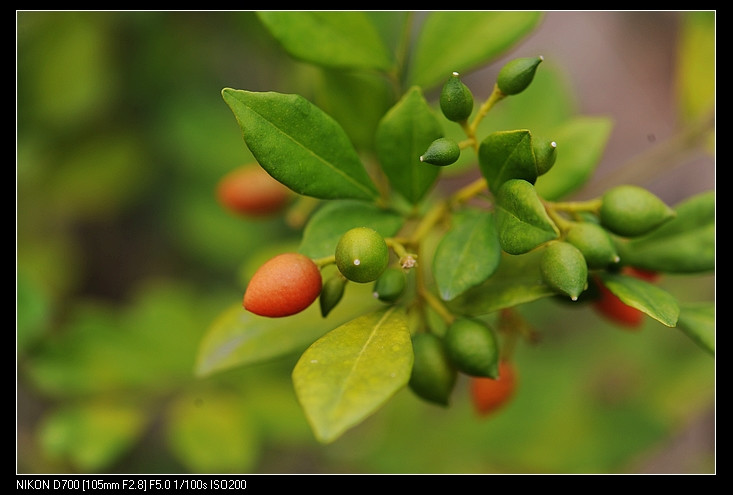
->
[17, 11, 714, 474]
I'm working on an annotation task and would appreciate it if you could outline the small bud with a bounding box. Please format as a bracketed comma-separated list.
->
[533, 138, 557, 176]
[373, 267, 406, 303]
[320, 273, 347, 317]
[420, 137, 461, 167]
[409, 333, 457, 406]
[496, 56, 543, 95]
[440, 72, 474, 122]
[540, 241, 588, 300]
[565, 222, 620, 269]
[444, 318, 500, 378]
[599, 185, 676, 237]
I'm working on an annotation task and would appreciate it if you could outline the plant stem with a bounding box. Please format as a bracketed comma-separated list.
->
[467, 84, 506, 139]
[419, 285, 455, 325]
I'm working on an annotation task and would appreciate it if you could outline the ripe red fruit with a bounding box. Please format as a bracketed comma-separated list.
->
[243, 253, 322, 317]
[470, 360, 517, 416]
[217, 164, 292, 216]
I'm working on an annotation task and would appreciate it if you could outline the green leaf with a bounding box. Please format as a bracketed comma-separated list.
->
[433, 208, 501, 301]
[222, 89, 378, 201]
[615, 191, 715, 274]
[676, 302, 715, 356]
[256, 11, 394, 72]
[166, 390, 259, 473]
[313, 69, 395, 152]
[495, 179, 559, 254]
[195, 279, 381, 378]
[375, 86, 443, 204]
[598, 273, 680, 327]
[478, 130, 538, 195]
[447, 250, 556, 316]
[408, 11, 543, 90]
[534, 116, 613, 200]
[299, 199, 404, 259]
[292, 307, 413, 443]
[38, 400, 146, 473]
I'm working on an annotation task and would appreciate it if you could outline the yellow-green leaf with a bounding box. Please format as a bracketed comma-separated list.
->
[257, 11, 394, 72]
[408, 11, 543, 90]
[292, 307, 413, 443]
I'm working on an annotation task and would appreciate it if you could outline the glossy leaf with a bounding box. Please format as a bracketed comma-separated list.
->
[256, 11, 394, 71]
[479, 130, 538, 195]
[598, 272, 679, 328]
[433, 208, 501, 301]
[448, 251, 556, 316]
[222, 89, 378, 201]
[534, 116, 613, 201]
[615, 191, 714, 273]
[195, 281, 380, 377]
[292, 307, 413, 443]
[299, 199, 404, 259]
[495, 179, 558, 254]
[676, 302, 715, 356]
[408, 11, 543, 90]
[375, 86, 443, 204]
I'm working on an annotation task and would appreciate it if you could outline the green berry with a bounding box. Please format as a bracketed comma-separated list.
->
[496, 56, 543, 95]
[440, 71, 474, 122]
[533, 137, 557, 176]
[373, 267, 406, 303]
[540, 241, 588, 300]
[320, 273, 347, 317]
[420, 137, 461, 167]
[599, 185, 676, 237]
[444, 318, 500, 378]
[409, 332, 457, 406]
[565, 222, 620, 269]
[335, 227, 390, 283]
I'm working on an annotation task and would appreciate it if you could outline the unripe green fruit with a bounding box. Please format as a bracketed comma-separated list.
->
[599, 185, 676, 237]
[565, 222, 620, 269]
[440, 71, 474, 122]
[540, 241, 588, 300]
[320, 273, 347, 317]
[335, 227, 389, 283]
[373, 267, 406, 303]
[420, 137, 461, 167]
[533, 137, 557, 176]
[444, 318, 500, 378]
[496, 56, 543, 95]
[409, 332, 457, 406]
[244, 253, 322, 317]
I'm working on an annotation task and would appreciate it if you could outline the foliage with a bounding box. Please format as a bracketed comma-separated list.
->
[17, 11, 714, 474]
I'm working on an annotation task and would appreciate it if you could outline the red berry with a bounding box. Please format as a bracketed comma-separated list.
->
[217, 164, 291, 216]
[243, 253, 322, 317]
[470, 360, 517, 416]
[592, 277, 643, 328]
